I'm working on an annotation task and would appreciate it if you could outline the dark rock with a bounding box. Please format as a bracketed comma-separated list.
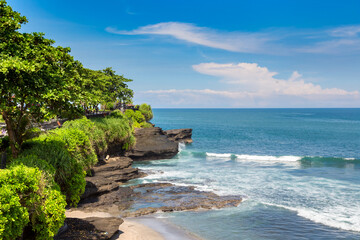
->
[81, 157, 145, 200]
[54, 217, 123, 240]
[125, 128, 179, 161]
[77, 186, 137, 215]
[164, 128, 193, 144]
[77, 182, 242, 218]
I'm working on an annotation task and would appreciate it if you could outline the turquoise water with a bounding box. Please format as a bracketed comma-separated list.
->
[134, 109, 360, 239]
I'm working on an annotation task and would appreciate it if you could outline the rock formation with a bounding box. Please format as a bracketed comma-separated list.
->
[125, 127, 179, 161]
[164, 128, 193, 144]
[55, 217, 123, 240]
[81, 156, 145, 200]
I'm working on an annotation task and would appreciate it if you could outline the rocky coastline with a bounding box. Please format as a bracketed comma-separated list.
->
[57, 127, 242, 239]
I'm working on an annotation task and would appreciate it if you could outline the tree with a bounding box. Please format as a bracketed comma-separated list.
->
[0, 1, 83, 157]
[80, 67, 133, 110]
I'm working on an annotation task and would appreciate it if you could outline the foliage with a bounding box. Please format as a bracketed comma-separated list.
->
[106, 102, 115, 110]
[124, 109, 154, 129]
[110, 109, 126, 119]
[11, 154, 57, 187]
[125, 109, 145, 125]
[42, 128, 97, 170]
[79, 67, 133, 111]
[63, 117, 107, 156]
[140, 121, 153, 128]
[0, 164, 66, 239]
[92, 116, 135, 151]
[0, 185, 29, 239]
[20, 136, 86, 206]
[139, 103, 153, 122]
[0, 1, 84, 157]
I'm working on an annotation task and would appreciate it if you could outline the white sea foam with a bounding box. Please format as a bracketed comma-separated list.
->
[205, 152, 302, 162]
[206, 152, 233, 159]
[235, 154, 302, 162]
[263, 202, 360, 232]
[178, 142, 186, 152]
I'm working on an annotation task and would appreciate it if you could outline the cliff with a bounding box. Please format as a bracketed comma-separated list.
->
[125, 127, 193, 161]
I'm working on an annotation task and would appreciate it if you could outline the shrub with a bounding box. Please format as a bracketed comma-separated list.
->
[139, 103, 153, 121]
[41, 127, 97, 170]
[20, 138, 86, 206]
[92, 116, 135, 151]
[63, 117, 107, 157]
[110, 109, 126, 119]
[22, 127, 42, 142]
[11, 154, 57, 187]
[105, 102, 115, 110]
[140, 121, 153, 128]
[0, 165, 66, 240]
[0, 185, 29, 240]
[125, 109, 147, 128]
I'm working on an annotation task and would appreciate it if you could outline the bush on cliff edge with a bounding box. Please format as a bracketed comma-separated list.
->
[139, 103, 153, 122]
[92, 116, 135, 151]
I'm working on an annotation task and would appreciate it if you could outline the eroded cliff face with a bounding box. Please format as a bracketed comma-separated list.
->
[125, 127, 193, 161]
[164, 128, 193, 144]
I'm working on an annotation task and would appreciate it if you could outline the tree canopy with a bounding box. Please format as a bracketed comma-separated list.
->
[0, 0, 134, 157]
[79, 67, 133, 110]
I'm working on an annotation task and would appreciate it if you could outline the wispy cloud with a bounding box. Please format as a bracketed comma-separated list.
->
[106, 22, 272, 54]
[139, 62, 359, 107]
[329, 25, 360, 37]
[106, 22, 360, 55]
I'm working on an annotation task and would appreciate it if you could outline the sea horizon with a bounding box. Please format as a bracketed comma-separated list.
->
[133, 108, 360, 239]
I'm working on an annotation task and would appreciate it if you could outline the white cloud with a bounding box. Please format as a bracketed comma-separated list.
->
[192, 62, 358, 97]
[107, 22, 360, 55]
[138, 62, 359, 107]
[106, 22, 271, 53]
[329, 25, 360, 37]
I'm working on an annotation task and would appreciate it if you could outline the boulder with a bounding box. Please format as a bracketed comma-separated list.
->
[125, 127, 179, 161]
[164, 128, 193, 144]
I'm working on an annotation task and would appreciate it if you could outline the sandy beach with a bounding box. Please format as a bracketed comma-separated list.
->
[65, 211, 198, 240]
[117, 220, 164, 240]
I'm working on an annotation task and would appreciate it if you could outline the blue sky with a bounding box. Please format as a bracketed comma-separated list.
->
[8, 0, 360, 107]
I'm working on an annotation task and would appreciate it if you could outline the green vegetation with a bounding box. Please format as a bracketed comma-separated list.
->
[125, 106, 154, 129]
[0, 165, 66, 240]
[0, 1, 153, 238]
[79, 68, 133, 111]
[0, 1, 133, 158]
[0, 0, 83, 157]
[19, 137, 86, 206]
[63, 117, 107, 156]
[139, 103, 153, 122]
[92, 114, 135, 151]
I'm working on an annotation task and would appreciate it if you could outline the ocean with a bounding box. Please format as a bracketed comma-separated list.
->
[133, 108, 360, 240]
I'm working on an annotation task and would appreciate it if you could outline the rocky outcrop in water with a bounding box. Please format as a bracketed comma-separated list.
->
[164, 128, 193, 144]
[76, 181, 242, 218]
[125, 127, 179, 161]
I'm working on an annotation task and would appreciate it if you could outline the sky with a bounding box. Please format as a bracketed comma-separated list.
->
[7, 0, 360, 108]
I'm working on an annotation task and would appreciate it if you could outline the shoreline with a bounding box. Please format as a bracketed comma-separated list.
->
[118, 217, 201, 240]
[65, 210, 200, 240]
